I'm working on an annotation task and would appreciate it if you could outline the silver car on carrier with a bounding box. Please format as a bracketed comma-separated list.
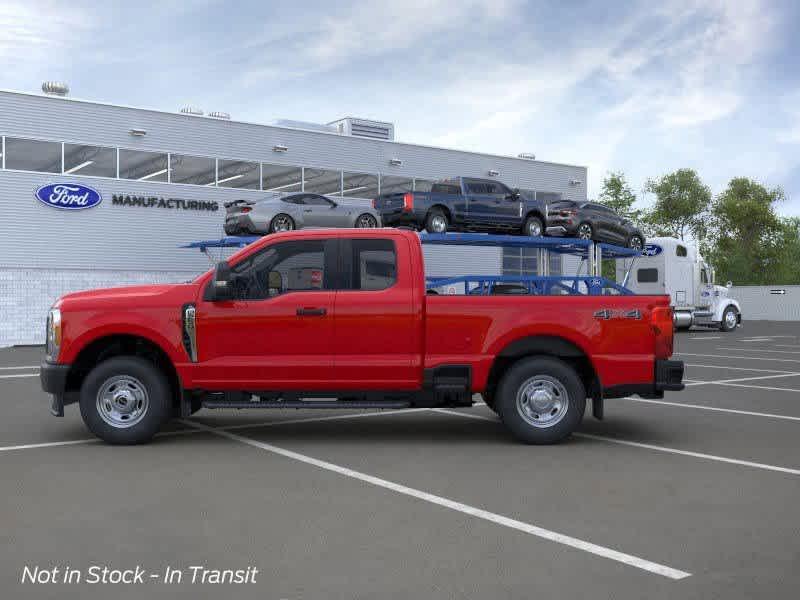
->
[224, 192, 382, 235]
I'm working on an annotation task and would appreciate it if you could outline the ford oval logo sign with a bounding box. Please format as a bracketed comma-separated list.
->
[35, 183, 102, 210]
[642, 244, 663, 257]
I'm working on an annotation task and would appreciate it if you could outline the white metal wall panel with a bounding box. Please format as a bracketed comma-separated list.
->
[727, 286, 800, 321]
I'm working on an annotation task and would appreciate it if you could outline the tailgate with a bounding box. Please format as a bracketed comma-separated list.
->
[373, 192, 408, 212]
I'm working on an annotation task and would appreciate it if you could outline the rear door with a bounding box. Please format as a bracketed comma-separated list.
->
[464, 179, 493, 227]
[332, 236, 421, 389]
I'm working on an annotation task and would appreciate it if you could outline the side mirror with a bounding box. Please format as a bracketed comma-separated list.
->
[508, 188, 521, 200]
[726, 281, 733, 289]
[209, 261, 234, 301]
[329, 201, 338, 208]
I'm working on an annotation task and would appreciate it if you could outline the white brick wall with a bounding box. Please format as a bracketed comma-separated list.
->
[0, 268, 198, 347]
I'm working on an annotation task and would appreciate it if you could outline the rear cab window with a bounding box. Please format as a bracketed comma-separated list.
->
[345, 239, 397, 291]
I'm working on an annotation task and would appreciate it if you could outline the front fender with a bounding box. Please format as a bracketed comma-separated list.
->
[713, 298, 741, 322]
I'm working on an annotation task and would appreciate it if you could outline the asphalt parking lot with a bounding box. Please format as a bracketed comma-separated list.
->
[2, 321, 800, 599]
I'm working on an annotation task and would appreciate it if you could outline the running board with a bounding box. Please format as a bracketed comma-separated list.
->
[201, 399, 412, 410]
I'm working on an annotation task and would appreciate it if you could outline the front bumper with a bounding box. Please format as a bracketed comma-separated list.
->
[40, 360, 71, 417]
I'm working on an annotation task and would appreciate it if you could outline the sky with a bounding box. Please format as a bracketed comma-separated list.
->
[2, 0, 799, 213]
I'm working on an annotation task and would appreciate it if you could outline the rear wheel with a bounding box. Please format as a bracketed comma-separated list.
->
[269, 214, 295, 233]
[79, 357, 171, 444]
[523, 215, 544, 237]
[425, 209, 449, 234]
[576, 222, 593, 240]
[355, 213, 378, 228]
[496, 357, 585, 444]
[720, 306, 739, 332]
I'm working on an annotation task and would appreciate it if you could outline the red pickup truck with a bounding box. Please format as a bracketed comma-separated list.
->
[40, 228, 684, 445]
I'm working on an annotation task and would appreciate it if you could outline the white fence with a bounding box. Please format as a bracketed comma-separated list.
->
[728, 285, 800, 321]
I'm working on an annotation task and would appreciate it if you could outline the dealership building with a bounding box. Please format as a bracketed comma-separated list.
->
[0, 85, 588, 346]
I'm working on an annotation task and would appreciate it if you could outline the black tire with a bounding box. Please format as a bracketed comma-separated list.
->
[523, 215, 544, 237]
[269, 214, 295, 233]
[628, 234, 644, 250]
[355, 213, 378, 228]
[720, 306, 739, 332]
[495, 356, 585, 444]
[425, 208, 449, 234]
[79, 356, 171, 445]
[576, 222, 593, 240]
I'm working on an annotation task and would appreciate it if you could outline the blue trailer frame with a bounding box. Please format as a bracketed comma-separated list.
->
[182, 232, 640, 296]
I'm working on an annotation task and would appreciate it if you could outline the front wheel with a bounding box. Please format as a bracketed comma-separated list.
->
[720, 306, 739, 332]
[355, 213, 378, 228]
[523, 216, 544, 237]
[79, 357, 171, 444]
[496, 357, 585, 444]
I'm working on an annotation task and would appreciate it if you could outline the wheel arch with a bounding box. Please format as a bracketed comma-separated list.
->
[65, 333, 182, 413]
[427, 204, 452, 222]
[485, 335, 601, 417]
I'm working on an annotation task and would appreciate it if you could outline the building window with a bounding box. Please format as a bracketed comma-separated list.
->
[4, 137, 61, 173]
[380, 176, 413, 195]
[217, 159, 260, 189]
[63, 143, 117, 177]
[262, 163, 302, 193]
[119, 149, 168, 182]
[304, 167, 342, 195]
[342, 171, 379, 199]
[170, 154, 216, 186]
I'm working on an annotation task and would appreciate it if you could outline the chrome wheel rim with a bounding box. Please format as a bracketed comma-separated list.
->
[725, 310, 737, 329]
[527, 220, 542, 236]
[431, 215, 447, 233]
[273, 215, 293, 231]
[629, 236, 643, 250]
[357, 214, 377, 228]
[577, 224, 592, 240]
[516, 375, 569, 428]
[96, 375, 149, 429]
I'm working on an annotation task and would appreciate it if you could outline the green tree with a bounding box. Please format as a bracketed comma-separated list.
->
[642, 169, 711, 240]
[707, 178, 787, 285]
[598, 171, 640, 220]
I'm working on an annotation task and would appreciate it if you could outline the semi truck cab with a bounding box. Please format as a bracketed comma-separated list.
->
[619, 236, 741, 331]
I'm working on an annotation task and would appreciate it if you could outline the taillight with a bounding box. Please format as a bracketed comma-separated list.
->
[560, 209, 577, 217]
[651, 306, 674, 359]
[241, 207, 252, 213]
[372, 198, 377, 209]
[402, 193, 414, 212]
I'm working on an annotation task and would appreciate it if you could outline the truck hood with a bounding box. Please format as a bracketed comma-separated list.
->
[56, 283, 200, 310]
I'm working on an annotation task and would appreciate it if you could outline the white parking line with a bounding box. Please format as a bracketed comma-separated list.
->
[774, 344, 800, 349]
[0, 365, 40, 370]
[686, 363, 796, 374]
[0, 409, 428, 451]
[677, 352, 800, 363]
[718, 347, 800, 355]
[617, 397, 800, 422]
[710, 382, 800, 393]
[684, 373, 800, 386]
[0, 374, 39, 379]
[688, 336, 721, 340]
[432, 409, 800, 477]
[179, 418, 690, 580]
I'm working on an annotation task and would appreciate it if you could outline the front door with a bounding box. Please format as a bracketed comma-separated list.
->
[193, 238, 338, 390]
[300, 194, 342, 228]
[484, 181, 521, 228]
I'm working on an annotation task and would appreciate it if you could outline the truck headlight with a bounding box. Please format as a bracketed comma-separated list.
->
[46, 307, 62, 362]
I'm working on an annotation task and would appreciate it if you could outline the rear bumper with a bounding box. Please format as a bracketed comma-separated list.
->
[40, 361, 71, 417]
[379, 209, 422, 228]
[603, 359, 684, 399]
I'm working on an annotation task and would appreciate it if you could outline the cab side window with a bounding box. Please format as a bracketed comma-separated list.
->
[231, 240, 328, 300]
[348, 239, 397, 291]
[700, 269, 708, 284]
[676, 245, 688, 257]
